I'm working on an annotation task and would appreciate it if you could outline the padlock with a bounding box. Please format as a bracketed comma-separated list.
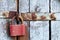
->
[10, 16, 26, 36]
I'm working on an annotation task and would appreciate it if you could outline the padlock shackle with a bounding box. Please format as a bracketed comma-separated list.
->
[11, 15, 23, 24]
[18, 16, 23, 24]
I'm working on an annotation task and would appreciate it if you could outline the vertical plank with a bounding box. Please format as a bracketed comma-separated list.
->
[51, 0, 60, 12]
[7, 0, 17, 11]
[11, 37, 17, 40]
[19, 0, 29, 13]
[51, 21, 60, 40]
[0, 19, 13, 40]
[30, 21, 49, 40]
[30, 0, 49, 12]
[0, 0, 8, 12]
[0, 0, 17, 12]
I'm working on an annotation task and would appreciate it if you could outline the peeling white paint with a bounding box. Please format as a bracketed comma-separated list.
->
[30, 0, 49, 12]
[51, 21, 60, 40]
[19, 0, 29, 13]
[0, 0, 17, 12]
[51, 0, 60, 12]
[30, 21, 49, 40]
[0, 19, 13, 40]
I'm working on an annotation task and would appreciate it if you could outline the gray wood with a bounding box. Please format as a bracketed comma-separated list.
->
[0, 19, 13, 40]
[51, 21, 60, 40]
[51, 0, 60, 12]
[19, 0, 29, 13]
[0, 0, 17, 12]
[30, 21, 49, 40]
[30, 0, 49, 12]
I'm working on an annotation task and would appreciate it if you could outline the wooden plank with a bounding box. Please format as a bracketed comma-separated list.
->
[0, 19, 13, 40]
[0, 0, 17, 12]
[30, 0, 49, 12]
[19, 0, 29, 13]
[0, 0, 8, 12]
[7, 0, 17, 11]
[51, 0, 60, 12]
[30, 21, 49, 40]
[51, 21, 60, 40]
[11, 37, 17, 40]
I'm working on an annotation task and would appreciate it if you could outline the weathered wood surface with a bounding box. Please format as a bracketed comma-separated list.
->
[51, 0, 60, 12]
[0, 0, 17, 12]
[19, 0, 29, 13]
[30, 0, 49, 12]
[0, 19, 13, 40]
[51, 21, 60, 40]
[30, 21, 49, 40]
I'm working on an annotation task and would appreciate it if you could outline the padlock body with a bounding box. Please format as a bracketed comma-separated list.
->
[10, 24, 26, 36]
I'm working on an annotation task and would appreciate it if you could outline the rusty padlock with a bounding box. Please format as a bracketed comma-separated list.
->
[10, 16, 26, 36]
